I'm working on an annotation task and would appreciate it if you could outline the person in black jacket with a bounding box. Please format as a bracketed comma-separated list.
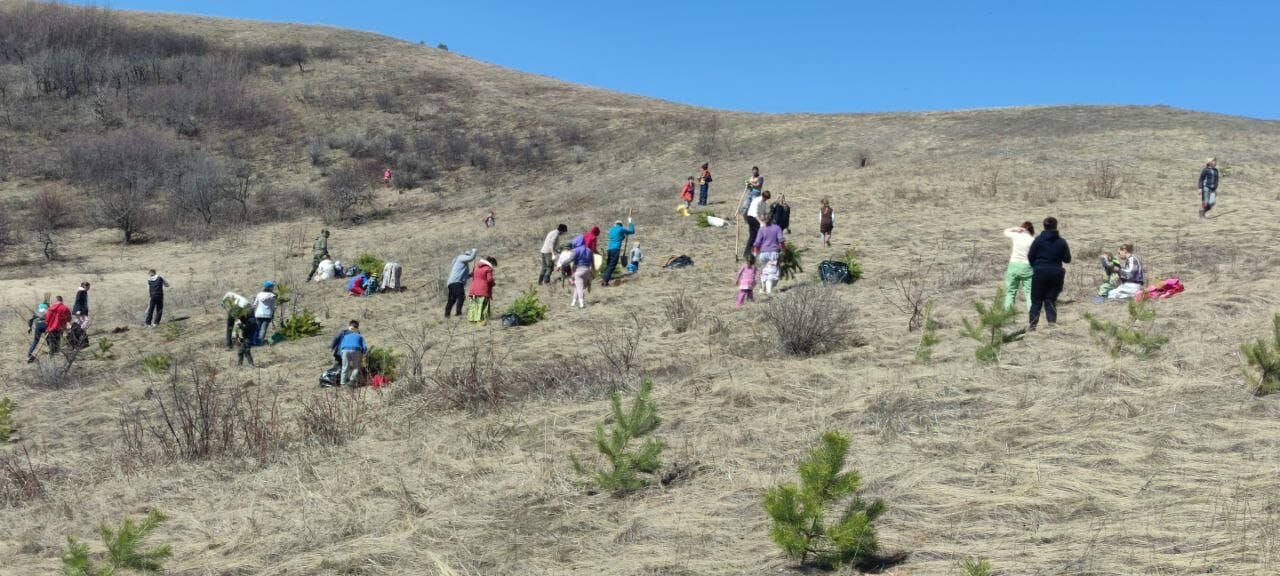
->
[145, 270, 170, 327]
[72, 282, 90, 329]
[1026, 216, 1071, 331]
[770, 194, 791, 233]
[1198, 157, 1219, 220]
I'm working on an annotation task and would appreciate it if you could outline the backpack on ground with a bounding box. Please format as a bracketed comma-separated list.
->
[663, 255, 694, 269]
[819, 260, 854, 284]
[501, 313, 522, 328]
[319, 366, 340, 386]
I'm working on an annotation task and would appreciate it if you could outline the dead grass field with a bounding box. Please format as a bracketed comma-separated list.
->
[2, 7, 1280, 576]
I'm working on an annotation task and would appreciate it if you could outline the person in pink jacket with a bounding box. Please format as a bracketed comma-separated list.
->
[736, 255, 757, 307]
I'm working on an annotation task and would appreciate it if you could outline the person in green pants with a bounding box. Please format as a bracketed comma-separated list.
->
[1002, 221, 1035, 311]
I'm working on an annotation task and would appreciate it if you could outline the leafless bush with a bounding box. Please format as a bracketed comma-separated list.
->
[322, 160, 378, 222]
[243, 42, 309, 72]
[762, 285, 855, 357]
[307, 138, 329, 167]
[0, 445, 55, 507]
[118, 361, 288, 464]
[664, 288, 701, 334]
[942, 243, 997, 290]
[63, 128, 180, 243]
[0, 210, 15, 254]
[595, 312, 645, 385]
[1085, 160, 1124, 199]
[170, 152, 233, 226]
[24, 348, 83, 390]
[297, 390, 369, 447]
[426, 343, 512, 413]
[880, 257, 936, 332]
[374, 91, 395, 112]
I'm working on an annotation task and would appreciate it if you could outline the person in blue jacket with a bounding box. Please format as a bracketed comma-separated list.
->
[337, 322, 368, 388]
[601, 217, 634, 287]
[1026, 216, 1072, 331]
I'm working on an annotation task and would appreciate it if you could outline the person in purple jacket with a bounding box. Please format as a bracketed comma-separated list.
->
[753, 214, 785, 294]
[569, 236, 594, 309]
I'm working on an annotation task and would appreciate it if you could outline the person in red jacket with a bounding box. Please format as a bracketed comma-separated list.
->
[44, 295, 72, 354]
[680, 176, 695, 210]
[584, 226, 601, 254]
[467, 257, 498, 324]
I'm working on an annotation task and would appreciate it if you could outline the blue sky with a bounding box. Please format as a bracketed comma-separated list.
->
[82, 1, 1280, 119]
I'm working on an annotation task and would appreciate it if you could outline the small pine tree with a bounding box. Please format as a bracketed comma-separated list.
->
[365, 346, 402, 381]
[960, 556, 992, 576]
[841, 247, 864, 282]
[961, 289, 1025, 363]
[279, 309, 324, 340]
[763, 431, 885, 569]
[914, 301, 940, 363]
[571, 379, 665, 496]
[356, 253, 386, 277]
[1242, 313, 1280, 395]
[779, 243, 806, 281]
[0, 397, 14, 442]
[1083, 299, 1168, 358]
[505, 286, 549, 325]
[62, 510, 171, 575]
[90, 338, 114, 361]
[141, 353, 171, 375]
[696, 210, 713, 228]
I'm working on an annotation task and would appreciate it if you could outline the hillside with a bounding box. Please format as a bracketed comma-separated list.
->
[3, 3, 1280, 575]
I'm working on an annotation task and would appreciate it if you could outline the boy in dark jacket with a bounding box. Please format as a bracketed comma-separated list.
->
[145, 270, 169, 327]
[236, 316, 255, 367]
[1026, 217, 1072, 331]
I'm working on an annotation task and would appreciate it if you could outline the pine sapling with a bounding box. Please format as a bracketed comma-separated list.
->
[960, 557, 992, 576]
[914, 301, 940, 363]
[961, 289, 1025, 363]
[1083, 299, 1168, 358]
[571, 379, 665, 495]
[62, 510, 172, 575]
[1242, 313, 1280, 395]
[779, 243, 806, 281]
[0, 398, 14, 442]
[763, 431, 886, 569]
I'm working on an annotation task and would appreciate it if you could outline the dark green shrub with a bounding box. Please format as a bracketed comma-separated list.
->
[365, 346, 402, 381]
[505, 287, 548, 325]
[961, 289, 1025, 363]
[278, 309, 323, 341]
[356, 253, 386, 276]
[141, 353, 171, 375]
[763, 431, 885, 569]
[0, 398, 13, 442]
[1242, 313, 1280, 395]
[841, 247, 864, 282]
[779, 243, 806, 281]
[571, 379, 665, 495]
[61, 510, 171, 576]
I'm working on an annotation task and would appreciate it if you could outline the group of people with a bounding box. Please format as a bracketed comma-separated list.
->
[445, 249, 499, 322]
[534, 218, 641, 309]
[26, 276, 146, 363]
[219, 281, 282, 366]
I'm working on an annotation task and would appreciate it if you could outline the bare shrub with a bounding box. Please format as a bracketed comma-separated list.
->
[664, 288, 701, 334]
[297, 390, 369, 447]
[1085, 160, 1123, 199]
[25, 348, 84, 390]
[880, 257, 935, 332]
[170, 152, 232, 226]
[595, 312, 645, 385]
[762, 285, 854, 357]
[306, 138, 329, 167]
[322, 160, 378, 222]
[243, 42, 309, 72]
[0, 445, 54, 507]
[981, 165, 1001, 197]
[0, 210, 15, 255]
[942, 243, 996, 290]
[426, 343, 512, 413]
[63, 128, 180, 243]
[374, 91, 395, 112]
[855, 150, 872, 168]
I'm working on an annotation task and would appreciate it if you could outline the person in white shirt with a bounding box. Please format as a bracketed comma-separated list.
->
[250, 282, 278, 346]
[539, 224, 568, 285]
[221, 291, 251, 349]
[743, 190, 770, 260]
[1002, 221, 1035, 311]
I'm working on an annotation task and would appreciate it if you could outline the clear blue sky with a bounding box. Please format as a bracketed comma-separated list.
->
[82, 1, 1280, 119]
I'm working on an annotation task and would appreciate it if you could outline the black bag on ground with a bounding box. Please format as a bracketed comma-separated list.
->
[819, 260, 854, 284]
[663, 255, 694, 269]
[501, 313, 522, 327]
[319, 366, 340, 386]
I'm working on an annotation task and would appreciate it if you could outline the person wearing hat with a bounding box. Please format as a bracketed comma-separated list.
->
[602, 217, 635, 287]
[250, 281, 278, 346]
[1198, 157, 1219, 220]
[26, 302, 49, 362]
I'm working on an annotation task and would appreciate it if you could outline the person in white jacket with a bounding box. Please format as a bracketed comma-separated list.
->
[1002, 221, 1035, 311]
[250, 282, 278, 346]
[221, 291, 251, 349]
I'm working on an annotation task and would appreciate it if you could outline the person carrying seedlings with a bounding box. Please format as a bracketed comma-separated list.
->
[698, 162, 713, 206]
[570, 236, 594, 309]
[72, 282, 90, 331]
[539, 224, 569, 285]
[307, 229, 329, 282]
[329, 320, 359, 366]
[736, 254, 758, 307]
[337, 322, 368, 387]
[468, 257, 497, 323]
[1100, 243, 1144, 301]
[236, 315, 256, 367]
[681, 176, 696, 210]
[628, 242, 643, 274]
[602, 217, 635, 287]
[1002, 221, 1035, 311]
[26, 303, 49, 363]
[220, 292, 251, 349]
[770, 194, 791, 233]
[755, 214, 785, 294]
[445, 248, 477, 318]
[743, 190, 770, 260]
[44, 296, 71, 354]
[742, 166, 764, 213]
[145, 269, 169, 327]
[819, 198, 835, 248]
[1198, 157, 1219, 220]
[1027, 216, 1072, 331]
[250, 282, 278, 346]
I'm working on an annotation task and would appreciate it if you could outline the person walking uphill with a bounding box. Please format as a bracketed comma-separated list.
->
[1002, 221, 1035, 312]
[539, 224, 568, 285]
[337, 323, 368, 388]
[145, 270, 169, 327]
[72, 282, 90, 330]
[307, 229, 330, 282]
[754, 214, 785, 294]
[26, 303, 49, 362]
[1027, 217, 1072, 331]
[44, 296, 71, 354]
[602, 218, 635, 287]
[250, 282, 278, 346]
[743, 190, 770, 260]
[468, 257, 497, 324]
[445, 249, 477, 318]
[1198, 157, 1219, 220]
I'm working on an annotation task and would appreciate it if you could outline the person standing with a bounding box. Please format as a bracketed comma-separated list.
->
[627, 242, 643, 274]
[819, 199, 835, 248]
[1027, 217, 1072, 331]
[741, 166, 764, 215]
[145, 270, 169, 327]
[570, 236, 593, 309]
[1002, 221, 1035, 312]
[221, 291, 251, 349]
[483, 209, 496, 228]
[468, 257, 497, 323]
[445, 249, 477, 318]
[307, 229, 329, 282]
[44, 296, 71, 354]
[250, 282, 278, 346]
[770, 194, 791, 233]
[236, 316, 256, 367]
[602, 218, 635, 287]
[698, 163, 713, 206]
[1198, 157, 1219, 220]
[539, 224, 568, 285]
[26, 303, 49, 363]
[337, 323, 368, 387]
[584, 226, 601, 254]
[680, 176, 696, 210]
[743, 190, 769, 260]
[754, 214, 785, 294]
[72, 282, 90, 331]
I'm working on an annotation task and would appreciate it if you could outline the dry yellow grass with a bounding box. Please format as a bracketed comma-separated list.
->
[2, 8, 1280, 576]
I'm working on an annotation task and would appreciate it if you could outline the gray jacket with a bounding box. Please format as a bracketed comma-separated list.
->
[447, 249, 477, 285]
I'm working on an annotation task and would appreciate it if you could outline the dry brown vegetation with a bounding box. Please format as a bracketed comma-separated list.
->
[2, 2, 1280, 574]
